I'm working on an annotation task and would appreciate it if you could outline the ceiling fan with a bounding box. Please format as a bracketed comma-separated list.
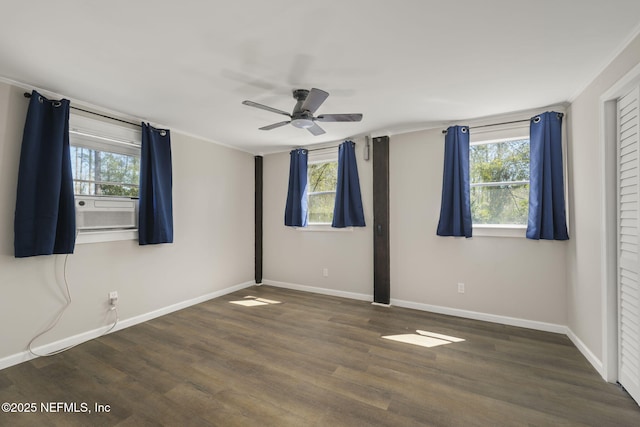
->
[242, 88, 363, 136]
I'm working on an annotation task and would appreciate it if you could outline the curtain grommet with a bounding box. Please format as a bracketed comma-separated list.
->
[159, 130, 167, 137]
[533, 116, 541, 123]
[461, 127, 468, 133]
[52, 101, 62, 108]
[38, 96, 44, 103]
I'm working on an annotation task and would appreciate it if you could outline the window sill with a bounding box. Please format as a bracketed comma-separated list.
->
[76, 229, 138, 244]
[472, 224, 526, 238]
[294, 224, 354, 232]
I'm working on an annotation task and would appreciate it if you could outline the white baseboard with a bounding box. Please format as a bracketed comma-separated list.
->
[391, 298, 604, 378]
[263, 283, 604, 379]
[264, 281, 607, 375]
[114, 280, 254, 331]
[390, 298, 568, 334]
[263, 279, 372, 302]
[263, 279, 566, 332]
[371, 302, 391, 307]
[0, 280, 255, 371]
[566, 327, 605, 378]
[3, 278, 604, 382]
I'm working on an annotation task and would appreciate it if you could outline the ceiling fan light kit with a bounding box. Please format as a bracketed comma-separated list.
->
[242, 88, 363, 136]
[291, 117, 314, 129]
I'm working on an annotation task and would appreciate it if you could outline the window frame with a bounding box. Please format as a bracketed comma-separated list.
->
[468, 123, 531, 238]
[70, 146, 141, 197]
[293, 147, 353, 232]
[306, 149, 338, 227]
[469, 136, 530, 229]
[69, 113, 142, 244]
[460, 108, 570, 238]
[69, 114, 142, 197]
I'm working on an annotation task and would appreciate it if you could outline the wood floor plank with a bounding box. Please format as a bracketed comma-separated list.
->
[1, 285, 640, 426]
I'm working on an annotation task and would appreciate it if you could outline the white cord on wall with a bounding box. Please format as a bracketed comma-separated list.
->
[27, 253, 119, 357]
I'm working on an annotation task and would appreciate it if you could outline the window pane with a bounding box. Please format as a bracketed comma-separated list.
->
[70, 146, 140, 197]
[471, 184, 529, 225]
[307, 160, 338, 224]
[470, 139, 529, 184]
[469, 138, 530, 226]
[308, 192, 336, 224]
[308, 162, 338, 192]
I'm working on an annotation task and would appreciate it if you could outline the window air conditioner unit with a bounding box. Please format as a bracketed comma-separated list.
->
[75, 196, 137, 230]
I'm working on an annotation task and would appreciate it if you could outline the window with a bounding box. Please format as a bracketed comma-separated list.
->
[71, 147, 140, 197]
[69, 114, 141, 198]
[69, 114, 142, 242]
[307, 152, 338, 225]
[469, 137, 530, 226]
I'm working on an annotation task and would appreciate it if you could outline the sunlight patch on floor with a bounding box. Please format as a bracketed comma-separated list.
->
[416, 330, 465, 342]
[382, 330, 465, 348]
[229, 295, 282, 307]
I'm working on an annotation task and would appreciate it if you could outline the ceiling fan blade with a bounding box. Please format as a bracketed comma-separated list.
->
[315, 113, 363, 122]
[259, 121, 291, 131]
[301, 88, 329, 114]
[242, 100, 291, 117]
[307, 122, 326, 136]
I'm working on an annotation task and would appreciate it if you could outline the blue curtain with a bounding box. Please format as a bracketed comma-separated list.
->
[14, 91, 75, 258]
[527, 112, 569, 240]
[332, 141, 365, 228]
[284, 149, 308, 227]
[139, 123, 173, 245]
[436, 125, 472, 237]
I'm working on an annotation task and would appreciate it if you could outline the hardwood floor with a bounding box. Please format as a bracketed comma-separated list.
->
[1, 285, 639, 426]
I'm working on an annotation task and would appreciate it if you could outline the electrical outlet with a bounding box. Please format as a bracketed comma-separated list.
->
[323, 267, 329, 277]
[457, 283, 465, 294]
[109, 291, 118, 306]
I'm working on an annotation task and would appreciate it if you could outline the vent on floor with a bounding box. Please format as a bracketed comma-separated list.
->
[229, 295, 281, 307]
[382, 330, 465, 348]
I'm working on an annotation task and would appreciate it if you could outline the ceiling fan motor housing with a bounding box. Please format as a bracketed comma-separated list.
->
[292, 89, 310, 101]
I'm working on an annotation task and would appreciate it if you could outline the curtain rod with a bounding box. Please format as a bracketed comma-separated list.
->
[441, 113, 564, 134]
[301, 140, 356, 153]
[306, 145, 339, 153]
[24, 92, 141, 128]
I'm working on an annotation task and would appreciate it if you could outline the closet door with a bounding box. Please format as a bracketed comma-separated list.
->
[618, 84, 640, 403]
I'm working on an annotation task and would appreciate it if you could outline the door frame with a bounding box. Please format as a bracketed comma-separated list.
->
[601, 62, 640, 382]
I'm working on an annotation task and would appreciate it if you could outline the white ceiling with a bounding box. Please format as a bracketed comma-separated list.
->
[1, 1, 640, 154]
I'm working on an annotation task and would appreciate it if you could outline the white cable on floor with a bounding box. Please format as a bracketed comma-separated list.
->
[27, 253, 119, 357]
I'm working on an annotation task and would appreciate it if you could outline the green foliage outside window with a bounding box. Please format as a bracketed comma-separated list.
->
[308, 161, 338, 224]
[71, 146, 140, 197]
[470, 139, 529, 225]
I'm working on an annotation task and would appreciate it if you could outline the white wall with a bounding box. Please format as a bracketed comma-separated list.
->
[263, 128, 567, 327]
[0, 82, 255, 363]
[390, 128, 567, 325]
[566, 33, 640, 367]
[263, 140, 374, 297]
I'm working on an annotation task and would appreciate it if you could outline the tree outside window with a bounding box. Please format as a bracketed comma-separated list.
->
[70, 146, 140, 197]
[469, 138, 529, 225]
[307, 161, 338, 224]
